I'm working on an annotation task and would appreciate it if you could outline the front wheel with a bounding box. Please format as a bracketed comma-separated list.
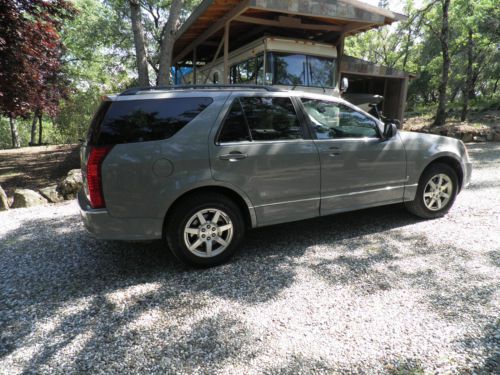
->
[405, 163, 459, 219]
[165, 193, 245, 267]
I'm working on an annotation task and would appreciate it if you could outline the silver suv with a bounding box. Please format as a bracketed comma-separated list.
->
[79, 85, 472, 267]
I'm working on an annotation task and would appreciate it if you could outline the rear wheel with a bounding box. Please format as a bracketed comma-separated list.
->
[166, 193, 245, 267]
[405, 163, 459, 219]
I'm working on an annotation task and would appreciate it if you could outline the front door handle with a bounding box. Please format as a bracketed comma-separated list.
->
[219, 152, 247, 161]
[328, 146, 341, 157]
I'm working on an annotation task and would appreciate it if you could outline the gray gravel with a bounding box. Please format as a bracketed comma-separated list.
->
[1, 143, 499, 374]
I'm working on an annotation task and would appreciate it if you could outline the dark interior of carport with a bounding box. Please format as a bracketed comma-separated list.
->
[340, 55, 412, 122]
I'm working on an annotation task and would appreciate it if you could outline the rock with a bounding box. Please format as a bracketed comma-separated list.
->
[494, 133, 500, 142]
[39, 185, 64, 203]
[58, 169, 83, 200]
[473, 135, 486, 142]
[461, 133, 474, 142]
[486, 132, 493, 141]
[0, 185, 9, 211]
[11, 189, 47, 208]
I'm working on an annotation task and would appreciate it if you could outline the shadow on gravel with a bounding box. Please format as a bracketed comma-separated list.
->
[459, 321, 500, 374]
[0, 201, 498, 372]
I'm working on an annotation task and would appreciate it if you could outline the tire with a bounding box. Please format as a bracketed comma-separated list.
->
[165, 192, 245, 267]
[405, 162, 459, 219]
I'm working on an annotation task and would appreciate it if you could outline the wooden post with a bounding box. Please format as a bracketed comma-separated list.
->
[193, 47, 197, 84]
[398, 77, 409, 123]
[223, 21, 230, 84]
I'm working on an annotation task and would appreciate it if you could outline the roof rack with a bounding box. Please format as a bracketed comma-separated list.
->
[119, 84, 283, 96]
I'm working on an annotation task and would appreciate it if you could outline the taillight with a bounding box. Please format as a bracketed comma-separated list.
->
[87, 146, 113, 208]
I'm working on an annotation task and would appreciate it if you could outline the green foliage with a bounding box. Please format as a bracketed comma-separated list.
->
[345, 0, 499, 114]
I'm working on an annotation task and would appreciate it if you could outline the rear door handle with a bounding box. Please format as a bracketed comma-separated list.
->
[219, 152, 247, 161]
[328, 146, 341, 157]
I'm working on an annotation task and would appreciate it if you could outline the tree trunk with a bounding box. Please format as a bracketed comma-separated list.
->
[129, 0, 150, 87]
[9, 117, 20, 148]
[461, 27, 473, 122]
[157, 0, 183, 86]
[433, 0, 451, 127]
[30, 113, 38, 145]
[38, 115, 43, 145]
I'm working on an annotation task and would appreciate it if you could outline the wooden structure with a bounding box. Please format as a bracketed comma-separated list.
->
[340, 56, 414, 122]
[173, 0, 405, 84]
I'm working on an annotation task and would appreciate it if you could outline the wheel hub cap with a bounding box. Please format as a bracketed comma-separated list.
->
[423, 173, 453, 211]
[183, 208, 233, 258]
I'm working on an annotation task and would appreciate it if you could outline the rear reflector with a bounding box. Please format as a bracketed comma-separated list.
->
[87, 146, 113, 208]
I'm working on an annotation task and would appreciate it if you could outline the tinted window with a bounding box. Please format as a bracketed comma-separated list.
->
[90, 97, 212, 145]
[218, 99, 251, 143]
[301, 99, 378, 139]
[240, 97, 302, 141]
[87, 101, 111, 143]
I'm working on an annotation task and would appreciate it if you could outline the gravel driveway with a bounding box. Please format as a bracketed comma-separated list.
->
[1, 143, 499, 374]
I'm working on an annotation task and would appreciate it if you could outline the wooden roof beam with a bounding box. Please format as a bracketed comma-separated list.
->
[234, 15, 343, 32]
[173, 0, 250, 64]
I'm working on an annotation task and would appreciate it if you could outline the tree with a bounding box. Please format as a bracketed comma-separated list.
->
[130, 0, 149, 86]
[0, 0, 75, 147]
[157, 0, 183, 86]
[118, 0, 201, 86]
[432, 0, 451, 126]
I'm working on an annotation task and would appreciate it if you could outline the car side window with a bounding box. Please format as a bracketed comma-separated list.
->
[218, 99, 252, 143]
[301, 98, 378, 139]
[239, 96, 303, 141]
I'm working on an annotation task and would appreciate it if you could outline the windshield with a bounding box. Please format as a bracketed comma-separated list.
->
[270, 52, 336, 88]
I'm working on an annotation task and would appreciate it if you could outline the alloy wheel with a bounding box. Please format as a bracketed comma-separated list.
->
[183, 208, 234, 258]
[423, 173, 453, 211]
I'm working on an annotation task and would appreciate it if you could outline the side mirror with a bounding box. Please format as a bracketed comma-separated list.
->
[340, 77, 349, 93]
[383, 123, 398, 139]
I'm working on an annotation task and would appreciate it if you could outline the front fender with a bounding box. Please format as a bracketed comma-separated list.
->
[399, 131, 468, 200]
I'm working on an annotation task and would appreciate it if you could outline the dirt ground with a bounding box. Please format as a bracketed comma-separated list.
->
[0, 144, 80, 197]
[403, 110, 500, 137]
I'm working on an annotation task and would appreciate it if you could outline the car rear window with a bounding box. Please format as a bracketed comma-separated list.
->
[88, 97, 213, 145]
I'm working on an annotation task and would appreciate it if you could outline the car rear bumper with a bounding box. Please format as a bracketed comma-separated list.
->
[78, 191, 163, 240]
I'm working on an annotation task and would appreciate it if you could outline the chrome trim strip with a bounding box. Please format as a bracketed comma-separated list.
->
[253, 197, 320, 208]
[322, 185, 406, 200]
[252, 184, 411, 209]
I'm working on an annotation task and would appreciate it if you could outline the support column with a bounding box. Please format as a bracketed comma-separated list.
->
[193, 47, 197, 84]
[223, 21, 230, 84]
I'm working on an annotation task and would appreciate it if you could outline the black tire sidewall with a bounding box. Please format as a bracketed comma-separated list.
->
[166, 194, 245, 267]
[414, 163, 459, 218]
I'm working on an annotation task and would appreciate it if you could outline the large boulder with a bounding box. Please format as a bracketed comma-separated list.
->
[39, 185, 64, 203]
[58, 169, 83, 200]
[11, 189, 47, 208]
[0, 185, 9, 211]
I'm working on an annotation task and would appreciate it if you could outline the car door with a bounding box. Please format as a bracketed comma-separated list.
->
[210, 93, 321, 227]
[299, 97, 407, 216]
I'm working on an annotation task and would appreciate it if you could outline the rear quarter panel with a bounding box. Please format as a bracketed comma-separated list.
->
[101, 93, 230, 219]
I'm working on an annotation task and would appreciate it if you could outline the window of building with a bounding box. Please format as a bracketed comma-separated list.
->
[230, 55, 264, 85]
[271, 53, 336, 88]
